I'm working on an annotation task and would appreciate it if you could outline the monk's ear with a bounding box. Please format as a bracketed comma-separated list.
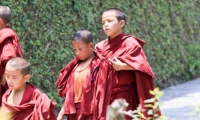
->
[0, 18, 6, 25]
[0, 18, 4, 24]
[89, 43, 94, 49]
[24, 74, 31, 82]
[119, 20, 125, 28]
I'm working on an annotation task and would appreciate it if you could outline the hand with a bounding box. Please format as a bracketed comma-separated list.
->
[57, 106, 64, 120]
[109, 57, 124, 71]
[57, 114, 64, 120]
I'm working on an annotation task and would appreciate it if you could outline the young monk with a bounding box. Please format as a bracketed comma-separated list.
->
[1, 57, 57, 120]
[0, 6, 23, 106]
[56, 29, 117, 120]
[95, 8, 161, 119]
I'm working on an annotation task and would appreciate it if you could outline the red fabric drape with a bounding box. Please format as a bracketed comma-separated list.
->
[56, 51, 117, 120]
[95, 33, 160, 119]
[0, 27, 23, 106]
[2, 83, 57, 120]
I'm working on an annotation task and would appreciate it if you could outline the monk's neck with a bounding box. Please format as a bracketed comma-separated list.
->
[8, 85, 26, 106]
[109, 32, 123, 40]
[81, 52, 94, 63]
[77, 53, 94, 72]
[13, 83, 27, 94]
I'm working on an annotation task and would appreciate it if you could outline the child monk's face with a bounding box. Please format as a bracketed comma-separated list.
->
[72, 40, 94, 60]
[102, 11, 124, 39]
[5, 66, 29, 91]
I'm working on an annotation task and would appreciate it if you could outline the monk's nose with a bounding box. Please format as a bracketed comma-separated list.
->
[75, 51, 80, 55]
[6, 78, 11, 83]
[104, 21, 109, 26]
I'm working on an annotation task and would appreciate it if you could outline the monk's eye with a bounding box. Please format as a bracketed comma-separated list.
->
[108, 20, 111, 22]
[5, 75, 9, 79]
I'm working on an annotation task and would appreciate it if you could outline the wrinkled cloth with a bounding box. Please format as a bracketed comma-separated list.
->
[95, 33, 160, 118]
[1, 83, 57, 120]
[0, 26, 23, 106]
[56, 51, 117, 120]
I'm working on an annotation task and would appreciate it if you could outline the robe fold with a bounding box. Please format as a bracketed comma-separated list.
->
[0, 26, 23, 106]
[56, 51, 117, 120]
[95, 33, 159, 118]
[1, 83, 57, 120]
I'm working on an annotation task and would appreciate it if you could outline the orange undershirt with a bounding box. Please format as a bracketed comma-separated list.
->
[73, 65, 89, 103]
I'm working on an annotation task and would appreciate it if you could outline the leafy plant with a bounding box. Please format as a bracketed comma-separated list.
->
[107, 88, 168, 120]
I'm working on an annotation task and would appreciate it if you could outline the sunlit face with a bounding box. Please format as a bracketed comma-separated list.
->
[102, 11, 125, 39]
[5, 66, 29, 91]
[72, 40, 94, 60]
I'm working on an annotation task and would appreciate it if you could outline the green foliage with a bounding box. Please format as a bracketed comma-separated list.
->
[123, 88, 168, 120]
[0, 0, 199, 112]
[108, 88, 168, 120]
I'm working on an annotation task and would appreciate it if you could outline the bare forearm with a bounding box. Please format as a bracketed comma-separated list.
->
[57, 104, 65, 120]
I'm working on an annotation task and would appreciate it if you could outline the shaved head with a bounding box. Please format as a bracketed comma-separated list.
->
[0, 6, 11, 24]
[103, 8, 126, 24]
[72, 29, 93, 44]
[6, 57, 30, 75]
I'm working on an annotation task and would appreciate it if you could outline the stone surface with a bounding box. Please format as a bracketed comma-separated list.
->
[159, 78, 200, 120]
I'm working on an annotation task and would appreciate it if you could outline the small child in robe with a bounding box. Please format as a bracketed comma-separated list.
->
[95, 8, 161, 119]
[56, 29, 117, 120]
[1, 57, 57, 120]
[0, 6, 23, 107]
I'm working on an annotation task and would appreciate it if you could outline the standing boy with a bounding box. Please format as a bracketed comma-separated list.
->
[56, 29, 116, 120]
[0, 6, 23, 106]
[95, 8, 160, 119]
[1, 57, 57, 120]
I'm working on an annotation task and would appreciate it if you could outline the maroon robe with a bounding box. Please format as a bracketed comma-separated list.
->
[0, 26, 23, 106]
[95, 33, 159, 118]
[1, 83, 57, 120]
[56, 51, 117, 120]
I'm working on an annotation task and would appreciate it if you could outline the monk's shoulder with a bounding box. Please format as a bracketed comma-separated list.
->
[124, 36, 138, 45]
[27, 83, 43, 99]
[126, 35, 145, 46]
[0, 28, 17, 44]
[0, 28, 16, 36]
[95, 39, 107, 48]
[123, 35, 145, 48]
[96, 39, 106, 45]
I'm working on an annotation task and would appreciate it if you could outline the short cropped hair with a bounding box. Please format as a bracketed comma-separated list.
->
[103, 8, 126, 25]
[6, 57, 30, 75]
[0, 6, 11, 24]
[72, 29, 93, 44]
